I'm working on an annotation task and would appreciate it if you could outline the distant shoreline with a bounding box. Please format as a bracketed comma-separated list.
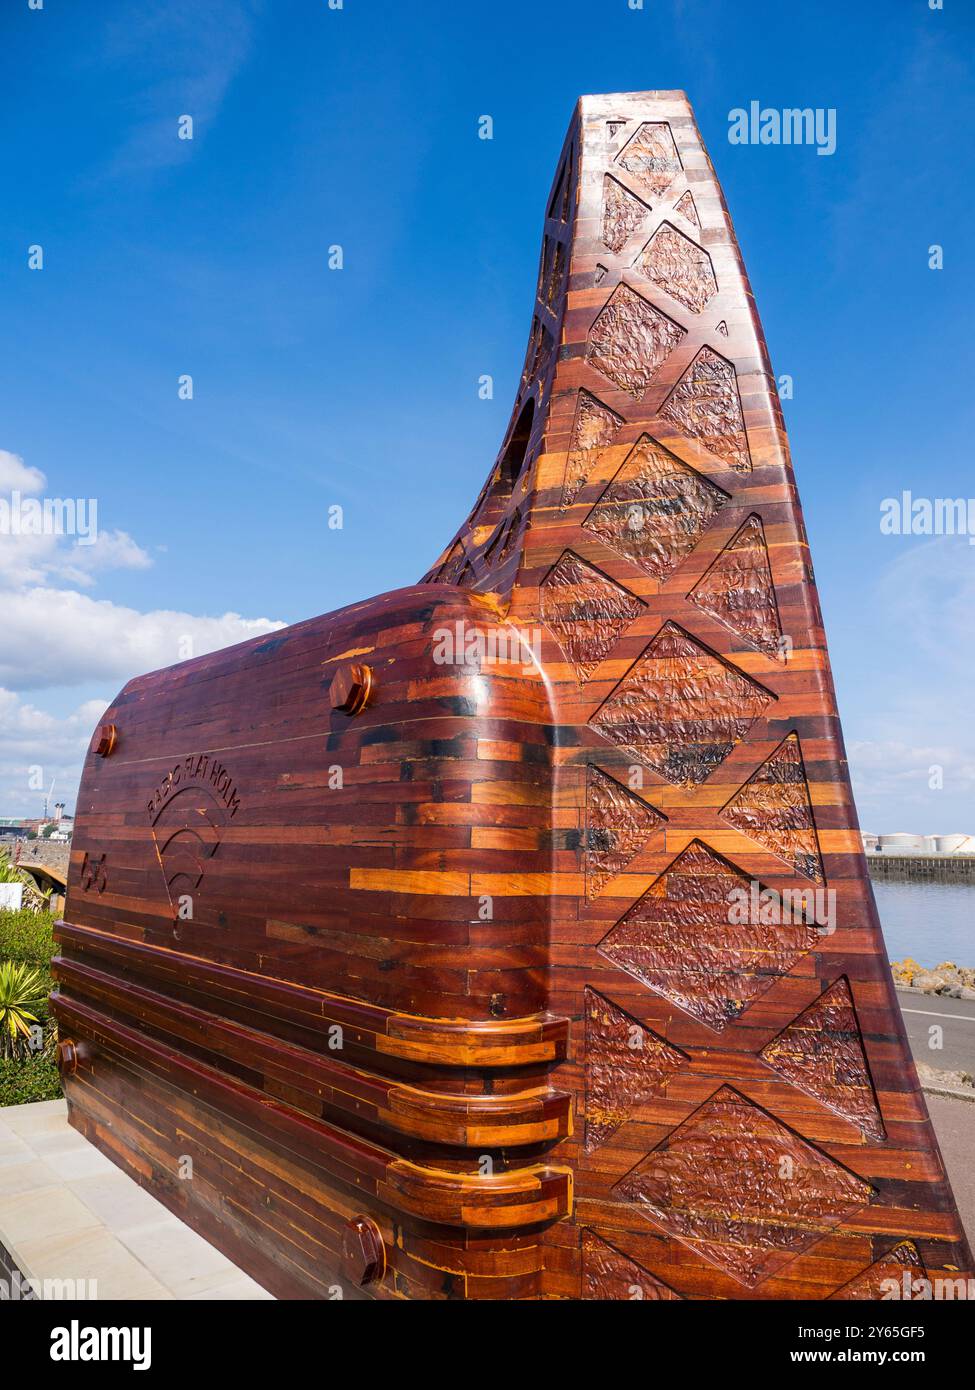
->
[867, 854, 975, 882]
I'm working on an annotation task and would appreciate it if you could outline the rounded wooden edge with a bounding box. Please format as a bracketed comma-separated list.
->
[53, 921, 570, 1067]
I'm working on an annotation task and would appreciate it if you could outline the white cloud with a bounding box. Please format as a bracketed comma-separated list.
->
[48, 531, 153, 587]
[0, 690, 110, 816]
[0, 449, 46, 494]
[0, 445, 286, 814]
[848, 737, 975, 829]
[0, 448, 153, 587]
[846, 537, 975, 831]
[876, 538, 975, 680]
[0, 587, 284, 692]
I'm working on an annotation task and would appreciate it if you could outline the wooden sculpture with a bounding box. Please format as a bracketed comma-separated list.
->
[54, 91, 971, 1301]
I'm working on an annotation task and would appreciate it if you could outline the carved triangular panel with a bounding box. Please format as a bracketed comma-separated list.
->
[585, 765, 666, 900]
[591, 623, 775, 785]
[616, 121, 682, 197]
[583, 986, 686, 1150]
[561, 389, 624, 509]
[760, 978, 886, 1142]
[673, 190, 700, 228]
[598, 841, 819, 1031]
[615, 1086, 875, 1287]
[586, 283, 685, 398]
[829, 1242, 926, 1301]
[581, 1229, 683, 1300]
[688, 514, 783, 657]
[662, 345, 751, 471]
[635, 222, 718, 314]
[721, 731, 825, 882]
[583, 435, 728, 581]
[540, 551, 643, 682]
[601, 174, 651, 255]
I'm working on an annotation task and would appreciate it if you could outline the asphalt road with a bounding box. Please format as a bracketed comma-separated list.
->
[897, 990, 975, 1076]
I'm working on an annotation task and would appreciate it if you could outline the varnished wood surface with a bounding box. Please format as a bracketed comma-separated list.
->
[54, 90, 971, 1300]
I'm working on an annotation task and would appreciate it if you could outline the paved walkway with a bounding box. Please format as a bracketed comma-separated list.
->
[925, 1094, 975, 1250]
[0, 1100, 271, 1300]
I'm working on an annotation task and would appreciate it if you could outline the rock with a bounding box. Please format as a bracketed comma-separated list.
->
[891, 957, 922, 986]
[890, 959, 975, 996]
[916, 1062, 975, 1091]
[935, 964, 963, 987]
[912, 970, 949, 995]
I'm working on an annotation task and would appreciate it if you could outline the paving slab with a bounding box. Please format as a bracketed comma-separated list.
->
[0, 1100, 272, 1301]
[925, 1093, 975, 1252]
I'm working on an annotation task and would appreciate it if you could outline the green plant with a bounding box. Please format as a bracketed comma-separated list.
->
[0, 909, 56, 966]
[0, 961, 47, 1060]
[0, 1054, 62, 1105]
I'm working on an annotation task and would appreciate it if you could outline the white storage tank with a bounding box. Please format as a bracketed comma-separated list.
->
[878, 833, 926, 853]
[932, 833, 975, 855]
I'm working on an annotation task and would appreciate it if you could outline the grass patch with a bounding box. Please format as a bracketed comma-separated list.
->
[0, 909, 56, 966]
[0, 1054, 62, 1106]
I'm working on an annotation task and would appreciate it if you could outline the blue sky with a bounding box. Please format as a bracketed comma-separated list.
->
[1, 0, 973, 832]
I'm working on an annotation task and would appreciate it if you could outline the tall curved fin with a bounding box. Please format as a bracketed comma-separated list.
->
[424, 91, 971, 1300]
